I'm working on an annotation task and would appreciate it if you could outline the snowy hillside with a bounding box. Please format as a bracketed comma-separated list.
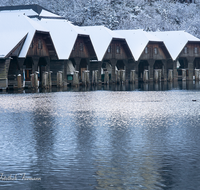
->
[1, 0, 200, 37]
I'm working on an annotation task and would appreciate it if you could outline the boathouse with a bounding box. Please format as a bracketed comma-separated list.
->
[40, 19, 96, 86]
[81, 26, 133, 84]
[0, 12, 57, 89]
[0, 4, 62, 19]
[116, 30, 171, 82]
[152, 31, 200, 81]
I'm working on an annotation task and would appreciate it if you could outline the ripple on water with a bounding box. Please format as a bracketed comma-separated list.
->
[0, 90, 200, 189]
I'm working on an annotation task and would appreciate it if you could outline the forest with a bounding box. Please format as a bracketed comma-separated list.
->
[1, 0, 200, 37]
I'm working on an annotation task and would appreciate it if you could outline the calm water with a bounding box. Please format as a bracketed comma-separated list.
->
[0, 82, 200, 190]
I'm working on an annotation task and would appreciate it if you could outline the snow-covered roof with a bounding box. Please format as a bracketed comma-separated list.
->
[40, 18, 89, 59]
[151, 31, 200, 60]
[0, 31, 27, 58]
[0, 5, 61, 18]
[39, 10, 60, 17]
[81, 26, 126, 61]
[115, 29, 162, 61]
[0, 9, 38, 16]
[0, 12, 50, 58]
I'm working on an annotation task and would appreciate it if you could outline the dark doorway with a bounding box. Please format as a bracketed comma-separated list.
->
[138, 60, 149, 80]
[24, 57, 33, 81]
[38, 57, 48, 83]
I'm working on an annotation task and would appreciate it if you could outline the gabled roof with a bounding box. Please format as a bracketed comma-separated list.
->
[0, 12, 50, 58]
[115, 29, 162, 61]
[81, 26, 125, 61]
[40, 18, 89, 59]
[0, 31, 27, 58]
[0, 4, 61, 18]
[151, 31, 200, 61]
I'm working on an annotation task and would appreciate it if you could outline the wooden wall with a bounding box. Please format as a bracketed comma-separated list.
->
[70, 36, 96, 59]
[103, 39, 132, 60]
[179, 43, 200, 58]
[140, 42, 170, 60]
[27, 33, 50, 57]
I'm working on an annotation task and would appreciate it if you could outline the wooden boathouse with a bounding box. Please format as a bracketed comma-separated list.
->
[82, 26, 133, 84]
[40, 19, 96, 86]
[0, 12, 57, 89]
[153, 31, 200, 81]
[116, 30, 171, 82]
[1, 4, 200, 90]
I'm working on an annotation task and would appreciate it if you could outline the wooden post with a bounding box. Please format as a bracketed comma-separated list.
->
[104, 71, 109, 85]
[168, 70, 173, 82]
[110, 59, 117, 83]
[158, 69, 162, 82]
[154, 69, 158, 83]
[34, 72, 39, 88]
[182, 69, 186, 81]
[187, 57, 194, 81]
[148, 59, 155, 82]
[120, 70, 126, 84]
[48, 71, 52, 88]
[17, 74, 22, 89]
[130, 70, 135, 84]
[143, 70, 149, 83]
[72, 71, 79, 86]
[57, 71, 63, 88]
[195, 69, 199, 81]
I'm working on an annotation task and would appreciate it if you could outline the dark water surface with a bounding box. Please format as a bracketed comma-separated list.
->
[0, 82, 200, 190]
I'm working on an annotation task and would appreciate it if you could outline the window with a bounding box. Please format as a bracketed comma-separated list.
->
[154, 47, 158, 54]
[184, 46, 188, 54]
[38, 40, 42, 49]
[107, 45, 111, 53]
[194, 47, 198, 54]
[80, 43, 83, 51]
[116, 46, 120, 54]
[145, 47, 148, 54]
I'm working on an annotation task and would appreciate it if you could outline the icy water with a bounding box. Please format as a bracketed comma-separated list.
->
[0, 82, 200, 190]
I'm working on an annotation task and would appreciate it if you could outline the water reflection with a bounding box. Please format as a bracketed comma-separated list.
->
[1, 88, 200, 189]
[4, 81, 200, 93]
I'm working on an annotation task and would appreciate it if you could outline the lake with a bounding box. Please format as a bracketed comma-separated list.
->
[0, 81, 200, 190]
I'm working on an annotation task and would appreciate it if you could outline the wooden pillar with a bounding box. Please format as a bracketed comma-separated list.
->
[187, 57, 195, 81]
[162, 60, 167, 81]
[44, 57, 50, 72]
[89, 61, 102, 83]
[97, 62, 102, 82]
[74, 58, 81, 80]
[110, 59, 117, 83]
[172, 60, 178, 81]
[86, 58, 91, 81]
[32, 57, 40, 73]
[124, 59, 134, 83]
[18, 58, 25, 85]
[74, 58, 81, 72]
[0, 58, 10, 90]
[134, 61, 139, 82]
[148, 59, 155, 82]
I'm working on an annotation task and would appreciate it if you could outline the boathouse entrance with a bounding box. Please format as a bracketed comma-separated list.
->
[177, 58, 188, 80]
[7, 57, 20, 88]
[38, 57, 48, 85]
[23, 57, 33, 82]
[138, 60, 149, 81]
